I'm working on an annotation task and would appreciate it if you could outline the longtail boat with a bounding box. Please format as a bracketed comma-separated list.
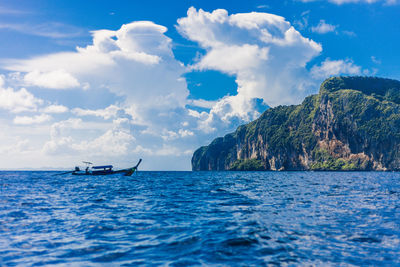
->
[56, 159, 142, 176]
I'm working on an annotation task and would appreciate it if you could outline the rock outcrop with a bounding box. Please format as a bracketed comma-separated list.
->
[192, 76, 400, 171]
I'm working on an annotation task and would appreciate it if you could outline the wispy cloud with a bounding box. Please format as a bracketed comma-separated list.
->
[342, 30, 356, 37]
[311, 20, 337, 34]
[0, 5, 29, 15]
[0, 22, 86, 38]
[293, 10, 310, 30]
[371, 56, 381, 64]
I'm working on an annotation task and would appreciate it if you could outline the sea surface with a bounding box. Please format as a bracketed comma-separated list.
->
[1, 171, 400, 266]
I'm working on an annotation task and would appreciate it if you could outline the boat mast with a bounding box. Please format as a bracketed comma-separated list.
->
[82, 161, 93, 173]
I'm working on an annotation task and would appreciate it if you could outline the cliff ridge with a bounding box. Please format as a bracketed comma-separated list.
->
[192, 76, 400, 171]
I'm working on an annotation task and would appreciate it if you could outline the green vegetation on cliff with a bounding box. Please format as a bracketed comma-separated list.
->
[309, 148, 359, 171]
[229, 159, 265, 171]
[192, 76, 400, 171]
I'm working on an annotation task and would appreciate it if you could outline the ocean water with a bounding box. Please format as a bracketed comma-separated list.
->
[1, 171, 400, 266]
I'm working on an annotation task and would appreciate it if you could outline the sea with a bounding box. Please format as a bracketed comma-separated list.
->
[1, 171, 400, 266]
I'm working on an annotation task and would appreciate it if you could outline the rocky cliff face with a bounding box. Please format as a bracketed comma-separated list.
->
[192, 76, 400, 171]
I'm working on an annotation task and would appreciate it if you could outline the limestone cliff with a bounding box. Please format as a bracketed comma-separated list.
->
[192, 76, 400, 171]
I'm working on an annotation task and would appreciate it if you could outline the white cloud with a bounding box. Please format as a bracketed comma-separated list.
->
[2, 20, 197, 167]
[371, 56, 381, 64]
[13, 114, 52, 125]
[42, 136, 74, 156]
[0, 138, 33, 155]
[310, 58, 362, 79]
[152, 144, 193, 156]
[72, 105, 121, 119]
[160, 128, 194, 140]
[194, 44, 269, 75]
[75, 127, 135, 156]
[4, 20, 189, 120]
[42, 117, 135, 156]
[0, 75, 43, 113]
[311, 20, 336, 34]
[48, 118, 84, 139]
[177, 7, 322, 130]
[42, 118, 85, 155]
[42, 104, 69, 114]
[24, 69, 80, 89]
[188, 99, 217, 109]
[178, 129, 194, 137]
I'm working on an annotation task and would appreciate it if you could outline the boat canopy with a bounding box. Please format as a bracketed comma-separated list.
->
[92, 165, 113, 169]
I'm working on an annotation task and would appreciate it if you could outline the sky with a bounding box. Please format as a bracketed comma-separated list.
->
[0, 0, 399, 170]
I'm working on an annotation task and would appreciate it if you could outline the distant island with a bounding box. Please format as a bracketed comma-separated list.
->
[192, 76, 400, 171]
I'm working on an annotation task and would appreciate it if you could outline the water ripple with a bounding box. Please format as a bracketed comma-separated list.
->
[1, 171, 400, 265]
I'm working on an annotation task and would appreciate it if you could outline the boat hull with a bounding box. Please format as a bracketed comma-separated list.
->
[65, 159, 142, 177]
[71, 169, 133, 176]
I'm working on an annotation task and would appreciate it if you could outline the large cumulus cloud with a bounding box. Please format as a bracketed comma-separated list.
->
[2, 20, 200, 169]
[177, 7, 322, 128]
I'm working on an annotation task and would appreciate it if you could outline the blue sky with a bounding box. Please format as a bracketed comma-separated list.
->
[0, 0, 399, 170]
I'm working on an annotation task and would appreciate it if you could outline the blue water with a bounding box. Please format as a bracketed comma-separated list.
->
[1, 171, 400, 266]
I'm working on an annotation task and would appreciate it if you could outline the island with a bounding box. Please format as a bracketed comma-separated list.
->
[192, 76, 400, 171]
